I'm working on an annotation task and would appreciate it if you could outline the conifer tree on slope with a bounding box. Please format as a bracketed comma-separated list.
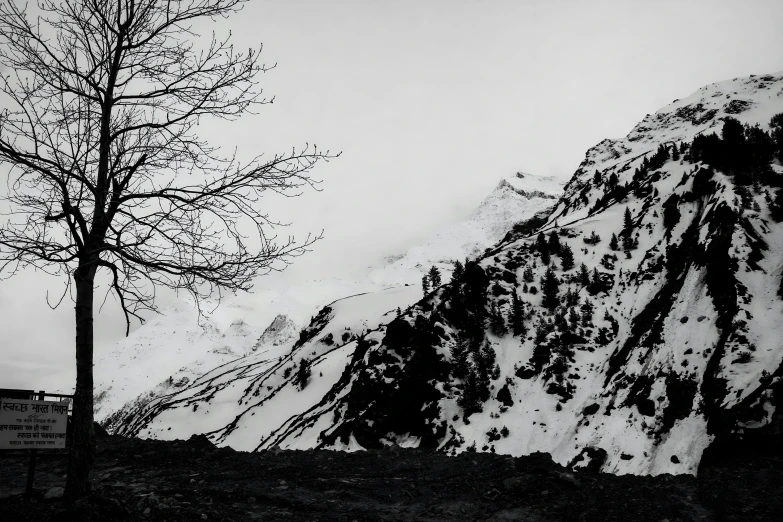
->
[489, 300, 507, 336]
[422, 275, 430, 296]
[428, 265, 442, 287]
[548, 231, 561, 255]
[510, 289, 526, 337]
[622, 207, 633, 237]
[621, 207, 635, 251]
[580, 299, 594, 326]
[541, 267, 560, 310]
[536, 232, 548, 254]
[610, 233, 620, 251]
[451, 260, 465, 283]
[560, 244, 575, 271]
[579, 263, 591, 287]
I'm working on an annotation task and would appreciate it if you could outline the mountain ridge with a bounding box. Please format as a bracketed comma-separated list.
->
[96, 172, 563, 427]
[105, 71, 783, 477]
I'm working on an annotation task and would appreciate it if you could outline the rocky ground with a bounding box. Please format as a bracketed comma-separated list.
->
[0, 431, 781, 521]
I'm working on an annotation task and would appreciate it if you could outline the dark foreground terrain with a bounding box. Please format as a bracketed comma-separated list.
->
[1, 431, 781, 521]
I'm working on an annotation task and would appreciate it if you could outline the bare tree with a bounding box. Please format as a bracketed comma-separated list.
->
[0, 0, 335, 498]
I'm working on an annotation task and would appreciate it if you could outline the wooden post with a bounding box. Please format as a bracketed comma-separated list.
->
[25, 390, 45, 499]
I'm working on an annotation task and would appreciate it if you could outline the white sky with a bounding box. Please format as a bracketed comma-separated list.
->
[2, 0, 782, 391]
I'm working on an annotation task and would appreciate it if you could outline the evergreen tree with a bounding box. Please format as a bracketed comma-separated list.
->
[523, 265, 535, 283]
[548, 231, 561, 255]
[621, 208, 636, 251]
[622, 233, 635, 252]
[478, 341, 500, 383]
[541, 248, 551, 265]
[422, 275, 429, 296]
[579, 263, 590, 287]
[555, 309, 569, 332]
[563, 287, 573, 307]
[580, 299, 594, 326]
[541, 267, 560, 310]
[294, 358, 312, 390]
[583, 231, 601, 244]
[451, 260, 465, 283]
[428, 265, 442, 287]
[489, 301, 507, 336]
[451, 333, 471, 379]
[565, 287, 580, 307]
[396, 307, 402, 317]
[568, 307, 580, 328]
[608, 172, 619, 188]
[672, 143, 680, 161]
[510, 290, 526, 337]
[610, 233, 619, 251]
[522, 283, 529, 293]
[458, 365, 481, 413]
[560, 244, 575, 271]
[593, 170, 601, 185]
[622, 207, 633, 238]
[772, 113, 783, 161]
[536, 232, 548, 254]
[589, 268, 604, 294]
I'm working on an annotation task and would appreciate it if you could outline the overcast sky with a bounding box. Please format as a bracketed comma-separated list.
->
[2, 0, 783, 391]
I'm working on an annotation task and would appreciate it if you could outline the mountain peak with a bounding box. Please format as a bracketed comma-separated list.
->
[496, 172, 565, 198]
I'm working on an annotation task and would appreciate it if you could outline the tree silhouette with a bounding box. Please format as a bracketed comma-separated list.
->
[622, 207, 633, 237]
[0, 0, 335, 498]
[489, 300, 507, 336]
[578, 263, 590, 287]
[541, 267, 560, 310]
[536, 232, 548, 254]
[422, 275, 430, 296]
[510, 289, 526, 337]
[428, 265, 442, 287]
[559, 244, 575, 271]
[451, 260, 465, 283]
[580, 298, 594, 326]
[547, 231, 561, 255]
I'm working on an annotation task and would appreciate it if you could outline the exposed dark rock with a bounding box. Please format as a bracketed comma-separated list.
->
[583, 403, 600, 416]
[496, 384, 514, 407]
[568, 446, 608, 473]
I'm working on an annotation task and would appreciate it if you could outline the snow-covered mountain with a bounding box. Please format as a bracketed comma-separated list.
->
[106, 71, 783, 477]
[367, 173, 561, 287]
[96, 172, 563, 425]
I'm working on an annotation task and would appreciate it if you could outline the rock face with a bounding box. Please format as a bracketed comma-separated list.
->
[253, 315, 299, 350]
[108, 71, 783, 477]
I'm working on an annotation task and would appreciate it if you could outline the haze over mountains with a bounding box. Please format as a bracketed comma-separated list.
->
[99, 71, 783, 477]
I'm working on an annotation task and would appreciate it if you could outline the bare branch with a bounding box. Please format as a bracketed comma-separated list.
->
[0, 0, 335, 335]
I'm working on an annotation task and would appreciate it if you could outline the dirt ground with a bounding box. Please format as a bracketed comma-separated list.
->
[0, 431, 781, 521]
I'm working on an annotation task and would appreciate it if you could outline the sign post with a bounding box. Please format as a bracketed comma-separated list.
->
[25, 391, 44, 497]
[0, 390, 70, 497]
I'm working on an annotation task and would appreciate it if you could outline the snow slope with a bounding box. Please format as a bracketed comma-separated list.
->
[97, 173, 563, 424]
[109, 72, 783, 477]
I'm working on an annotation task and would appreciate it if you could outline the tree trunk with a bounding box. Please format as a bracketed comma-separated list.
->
[65, 264, 96, 500]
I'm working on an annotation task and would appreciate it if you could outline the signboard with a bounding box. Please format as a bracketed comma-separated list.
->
[0, 399, 68, 449]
